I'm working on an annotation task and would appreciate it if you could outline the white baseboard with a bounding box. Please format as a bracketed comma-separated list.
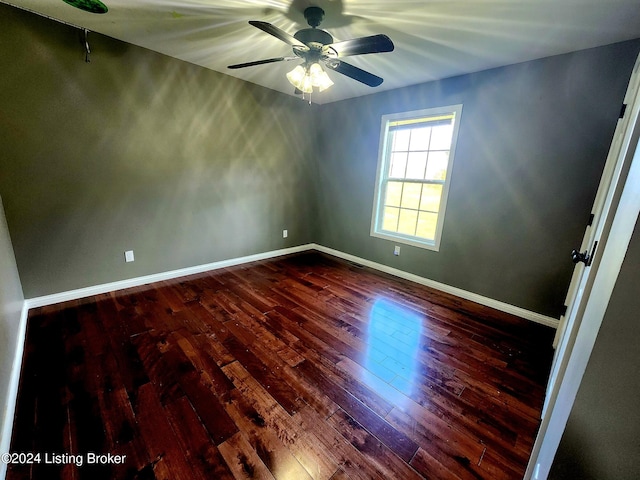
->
[312, 244, 559, 329]
[25, 244, 315, 309]
[0, 302, 29, 480]
[24, 242, 558, 328]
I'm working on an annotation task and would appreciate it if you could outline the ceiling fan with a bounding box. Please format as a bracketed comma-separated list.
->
[228, 6, 394, 94]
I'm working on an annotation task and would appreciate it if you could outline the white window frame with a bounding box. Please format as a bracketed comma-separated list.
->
[370, 104, 463, 251]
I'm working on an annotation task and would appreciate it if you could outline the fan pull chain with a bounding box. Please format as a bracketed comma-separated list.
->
[302, 91, 312, 105]
[84, 29, 91, 63]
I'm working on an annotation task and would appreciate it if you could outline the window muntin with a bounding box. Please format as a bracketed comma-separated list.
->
[371, 105, 462, 251]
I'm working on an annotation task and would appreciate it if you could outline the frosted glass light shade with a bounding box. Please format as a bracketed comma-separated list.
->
[286, 63, 333, 93]
[286, 65, 306, 87]
[309, 63, 334, 91]
[299, 74, 313, 93]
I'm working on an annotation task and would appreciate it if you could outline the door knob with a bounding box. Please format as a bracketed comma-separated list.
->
[571, 249, 590, 265]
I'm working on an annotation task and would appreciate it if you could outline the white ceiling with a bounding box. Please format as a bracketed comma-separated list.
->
[5, 0, 640, 104]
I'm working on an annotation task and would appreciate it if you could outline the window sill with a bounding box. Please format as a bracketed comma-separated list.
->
[370, 230, 440, 252]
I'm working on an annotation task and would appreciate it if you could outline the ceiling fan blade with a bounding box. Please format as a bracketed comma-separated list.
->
[228, 57, 296, 69]
[328, 34, 394, 57]
[324, 60, 384, 87]
[249, 21, 308, 49]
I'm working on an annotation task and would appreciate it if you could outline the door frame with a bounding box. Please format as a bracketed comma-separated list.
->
[525, 52, 640, 479]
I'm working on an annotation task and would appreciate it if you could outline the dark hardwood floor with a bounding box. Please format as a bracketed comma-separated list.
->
[8, 251, 554, 480]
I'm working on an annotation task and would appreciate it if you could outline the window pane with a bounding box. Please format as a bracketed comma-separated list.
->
[416, 211, 438, 240]
[392, 129, 410, 151]
[382, 207, 400, 232]
[384, 181, 403, 207]
[429, 124, 454, 150]
[419, 184, 442, 212]
[400, 182, 421, 209]
[408, 126, 431, 151]
[405, 152, 427, 179]
[398, 209, 418, 236]
[373, 105, 461, 250]
[425, 151, 449, 180]
[389, 152, 407, 178]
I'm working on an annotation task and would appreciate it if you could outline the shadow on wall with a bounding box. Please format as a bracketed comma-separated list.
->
[0, 7, 317, 298]
[313, 40, 640, 318]
[549, 422, 600, 480]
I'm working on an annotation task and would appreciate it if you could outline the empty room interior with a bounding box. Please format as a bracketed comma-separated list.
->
[1, 1, 640, 479]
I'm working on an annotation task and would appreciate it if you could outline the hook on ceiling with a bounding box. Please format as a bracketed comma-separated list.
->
[83, 29, 91, 63]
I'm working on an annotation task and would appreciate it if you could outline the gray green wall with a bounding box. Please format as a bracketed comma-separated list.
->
[0, 4, 319, 298]
[549, 217, 640, 480]
[315, 40, 640, 318]
[0, 195, 24, 468]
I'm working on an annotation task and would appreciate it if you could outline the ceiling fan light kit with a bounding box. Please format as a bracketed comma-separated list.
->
[286, 62, 333, 93]
[228, 6, 394, 98]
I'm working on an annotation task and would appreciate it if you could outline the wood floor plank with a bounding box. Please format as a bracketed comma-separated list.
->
[223, 389, 314, 480]
[266, 307, 344, 365]
[8, 251, 554, 480]
[221, 360, 340, 479]
[222, 335, 304, 415]
[295, 359, 419, 463]
[296, 406, 388, 480]
[218, 432, 276, 480]
[386, 404, 491, 480]
[327, 407, 424, 480]
[409, 447, 467, 480]
[328, 468, 353, 480]
[134, 383, 198, 480]
[224, 313, 340, 419]
[175, 367, 239, 445]
[164, 395, 236, 480]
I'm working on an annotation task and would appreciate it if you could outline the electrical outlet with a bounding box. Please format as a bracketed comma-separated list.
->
[394, 245, 401, 256]
[283, 229, 288, 238]
[124, 250, 135, 263]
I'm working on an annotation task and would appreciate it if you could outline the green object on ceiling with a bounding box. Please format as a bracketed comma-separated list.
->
[62, 0, 108, 14]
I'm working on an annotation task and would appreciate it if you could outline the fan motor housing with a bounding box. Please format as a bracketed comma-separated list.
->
[294, 28, 333, 46]
[303, 6, 325, 28]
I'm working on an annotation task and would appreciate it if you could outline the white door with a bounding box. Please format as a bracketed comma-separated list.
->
[536, 47, 640, 448]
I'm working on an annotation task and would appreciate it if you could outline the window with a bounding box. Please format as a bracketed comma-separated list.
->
[371, 105, 462, 251]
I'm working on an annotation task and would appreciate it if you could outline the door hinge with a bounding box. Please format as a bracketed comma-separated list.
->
[620, 103, 627, 119]
[571, 240, 598, 267]
[587, 213, 594, 226]
[588, 240, 599, 267]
